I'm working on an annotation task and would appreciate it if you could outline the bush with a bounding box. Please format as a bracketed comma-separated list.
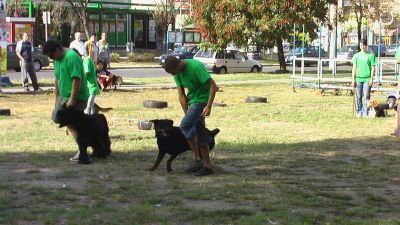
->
[109, 52, 120, 63]
[126, 52, 138, 62]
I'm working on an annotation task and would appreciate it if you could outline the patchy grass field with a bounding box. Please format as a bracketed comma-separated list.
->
[1, 80, 400, 225]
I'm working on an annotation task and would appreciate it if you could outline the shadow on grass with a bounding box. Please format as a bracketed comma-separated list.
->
[1, 136, 400, 224]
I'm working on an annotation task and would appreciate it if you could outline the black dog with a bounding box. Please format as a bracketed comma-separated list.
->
[56, 106, 111, 164]
[149, 119, 220, 172]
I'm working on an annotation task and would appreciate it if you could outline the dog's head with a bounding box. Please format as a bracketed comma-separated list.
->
[368, 99, 379, 109]
[56, 106, 84, 128]
[150, 119, 174, 137]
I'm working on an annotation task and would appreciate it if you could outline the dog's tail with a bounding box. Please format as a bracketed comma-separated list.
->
[210, 128, 220, 137]
[94, 103, 113, 113]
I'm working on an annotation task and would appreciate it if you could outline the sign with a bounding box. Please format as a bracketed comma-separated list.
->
[102, 23, 108, 33]
[42, 11, 51, 24]
[109, 23, 115, 32]
[194, 33, 201, 43]
[185, 32, 194, 43]
[117, 22, 124, 32]
[94, 22, 99, 32]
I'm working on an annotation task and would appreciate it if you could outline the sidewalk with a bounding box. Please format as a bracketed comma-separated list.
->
[0, 79, 290, 94]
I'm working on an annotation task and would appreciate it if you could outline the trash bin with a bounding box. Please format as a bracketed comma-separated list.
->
[126, 42, 131, 52]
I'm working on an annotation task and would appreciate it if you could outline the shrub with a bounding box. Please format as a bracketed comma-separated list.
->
[109, 52, 120, 63]
[126, 52, 138, 62]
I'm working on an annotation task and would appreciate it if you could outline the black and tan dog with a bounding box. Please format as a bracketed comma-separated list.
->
[148, 119, 220, 172]
[367, 99, 390, 117]
[57, 106, 111, 164]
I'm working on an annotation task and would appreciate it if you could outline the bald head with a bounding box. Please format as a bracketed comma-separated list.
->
[75, 32, 82, 42]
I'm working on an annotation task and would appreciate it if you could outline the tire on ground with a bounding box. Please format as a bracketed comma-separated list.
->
[143, 100, 168, 109]
[0, 108, 11, 116]
[245, 96, 267, 103]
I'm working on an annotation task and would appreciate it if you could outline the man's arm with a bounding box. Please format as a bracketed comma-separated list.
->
[201, 78, 218, 117]
[54, 78, 59, 97]
[177, 86, 188, 114]
[66, 78, 81, 107]
[15, 42, 24, 61]
[369, 65, 375, 86]
[351, 64, 356, 87]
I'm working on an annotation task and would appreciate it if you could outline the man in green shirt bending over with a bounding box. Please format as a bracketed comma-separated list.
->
[43, 40, 89, 162]
[164, 56, 218, 176]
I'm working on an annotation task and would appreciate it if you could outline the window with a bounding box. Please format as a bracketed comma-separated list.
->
[225, 51, 234, 59]
[195, 49, 213, 58]
[234, 51, 245, 60]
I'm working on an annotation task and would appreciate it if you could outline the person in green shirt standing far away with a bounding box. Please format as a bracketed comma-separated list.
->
[392, 42, 400, 136]
[351, 39, 376, 118]
[43, 40, 89, 162]
[163, 56, 218, 176]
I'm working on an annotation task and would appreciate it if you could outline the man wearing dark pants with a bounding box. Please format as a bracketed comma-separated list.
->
[164, 56, 218, 176]
[42, 40, 89, 161]
[16, 33, 40, 92]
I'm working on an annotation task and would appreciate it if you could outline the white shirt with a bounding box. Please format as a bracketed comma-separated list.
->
[69, 40, 86, 56]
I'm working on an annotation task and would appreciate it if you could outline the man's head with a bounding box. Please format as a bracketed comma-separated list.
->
[43, 40, 64, 60]
[90, 33, 96, 42]
[164, 56, 183, 75]
[360, 39, 367, 52]
[97, 60, 104, 70]
[22, 33, 29, 42]
[75, 32, 82, 42]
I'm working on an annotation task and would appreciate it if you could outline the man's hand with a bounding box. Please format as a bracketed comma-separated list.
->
[66, 98, 76, 108]
[351, 82, 356, 88]
[201, 105, 212, 117]
[369, 80, 373, 86]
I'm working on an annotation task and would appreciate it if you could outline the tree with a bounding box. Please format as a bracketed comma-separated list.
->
[64, 0, 92, 39]
[153, 0, 175, 52]
[192, 0, 336, 71]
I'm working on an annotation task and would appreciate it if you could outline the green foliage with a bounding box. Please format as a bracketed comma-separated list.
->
[109, 52, 120, 63]
[126, 52, 155, 63]
[126, 52, 137, 62]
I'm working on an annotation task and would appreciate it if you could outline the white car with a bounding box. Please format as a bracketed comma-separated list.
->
[193, 49, 262, 74]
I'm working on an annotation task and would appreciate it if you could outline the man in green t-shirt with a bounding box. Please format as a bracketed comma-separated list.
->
[351, 39, 376, 117]
[164, 56, 218, 176]
[43, 40, 89, 161]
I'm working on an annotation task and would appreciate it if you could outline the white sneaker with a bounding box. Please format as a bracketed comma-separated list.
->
[70, 151, 80, 161]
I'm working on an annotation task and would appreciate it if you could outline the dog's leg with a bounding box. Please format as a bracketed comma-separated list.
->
[166, 154, 177, 173]
[148, 151, 166, 171]
[78, 140, 90, 165]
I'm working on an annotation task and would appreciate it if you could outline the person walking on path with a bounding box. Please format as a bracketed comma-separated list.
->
[163, 56, 218, 176]
[43, 40, 89, 162]
[351, 39, 376, 118]
[85, 32, 99, 63]
[97, 32, 110, 71]
[16, 33, 41, 92]
[69, 32, 86, 57]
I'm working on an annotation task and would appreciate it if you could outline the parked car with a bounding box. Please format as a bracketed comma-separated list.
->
[284, 46, 328, 67]
[246, 45, 262, 61]
[337, 45, 385, 65]
[385, 45, 398, 57]
[193, 49, 262, 74]
[155, 44, 199, 66]
[7, 43, 50, 72]
[368, 45, 386, 57]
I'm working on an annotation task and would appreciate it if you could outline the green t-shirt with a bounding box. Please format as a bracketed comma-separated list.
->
[54, 49, 89, 101]
[395, 47, 400, 62]
[173, 59, 211, 106]
[83, 57, 100, 95]
[351, 51, 376, 82]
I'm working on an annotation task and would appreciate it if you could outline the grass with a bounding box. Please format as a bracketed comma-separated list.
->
[1, 77, 400, 224]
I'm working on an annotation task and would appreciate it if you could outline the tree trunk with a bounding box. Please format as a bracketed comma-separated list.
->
[357, 20, 362, 51]
[276, 37, 287, 72]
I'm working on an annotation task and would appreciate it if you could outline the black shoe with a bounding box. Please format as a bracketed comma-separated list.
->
[194, 167, 213, 176]
[34, 88, 43, 92]
[185, 160, 203, 173]
[24, 87, 30, 92]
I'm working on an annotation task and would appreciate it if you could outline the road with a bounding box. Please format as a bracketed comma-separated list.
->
[5, 64, 355, 80]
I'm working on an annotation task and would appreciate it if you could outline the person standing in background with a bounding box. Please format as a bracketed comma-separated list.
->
[85, 33, 98, 63]
[97, 32, 110, 71]
[16, 33, 41, 92]
[69, 32, 86, 57]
